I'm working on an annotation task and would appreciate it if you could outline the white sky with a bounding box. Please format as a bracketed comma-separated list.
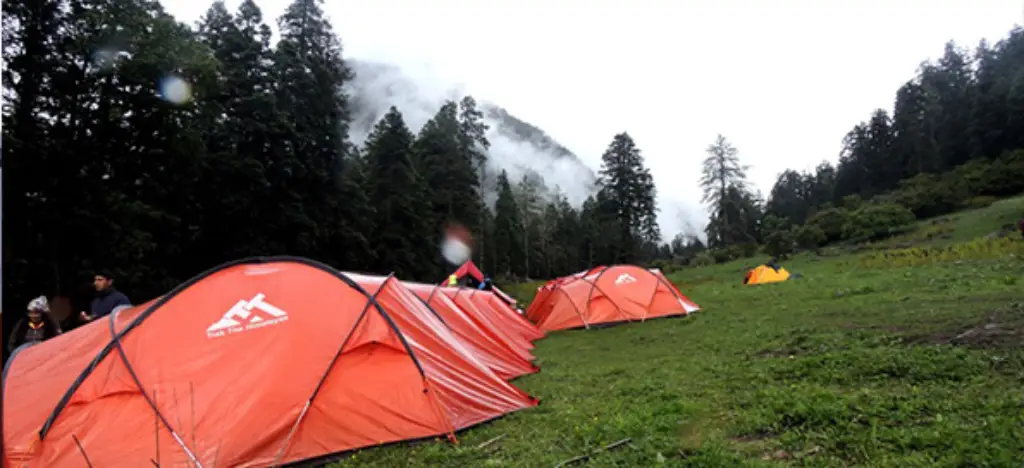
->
[164, 0, 1023, 238]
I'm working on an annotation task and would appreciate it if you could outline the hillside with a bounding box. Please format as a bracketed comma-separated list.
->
[331, 196, 1024, 466]
[345, 60, 598, 205]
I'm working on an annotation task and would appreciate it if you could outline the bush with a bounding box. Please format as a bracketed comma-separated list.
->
[737, 243, 760, 258]
[841, 194, 864, 210]
[842, 203, 917, 241]
[795, 224, 827, 249]
[979, 149, 1024, 197]
[693, 250, 715, 266]
[711, 248, 734, 264]
[763, 229, 796, 259]
[807, 208, 850, 243]
[859, 236, 1024, 268]
[967, 196, 998, 209]
[890, 173, 969, 219]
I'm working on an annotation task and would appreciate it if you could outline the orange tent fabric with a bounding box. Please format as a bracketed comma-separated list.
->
[403, 282, 539, 380]
[526, 265, 701, 332]
[2, 257, 537, 468]
[440, 287, 537, 363]
[462, 289, 545, 343]
[441, 261, 519, 306]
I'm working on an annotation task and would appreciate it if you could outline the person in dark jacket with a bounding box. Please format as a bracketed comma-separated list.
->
[79, 271, 132, 322]
[8, 296, 62, 353]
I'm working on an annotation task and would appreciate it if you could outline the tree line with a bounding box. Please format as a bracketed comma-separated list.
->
[4, 0, 1023, 331]
[2, 0, 661, 327]
[681, 27, 1024, 268]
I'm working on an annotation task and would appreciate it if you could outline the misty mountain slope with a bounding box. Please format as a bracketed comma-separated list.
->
[345, 59, 597, 206]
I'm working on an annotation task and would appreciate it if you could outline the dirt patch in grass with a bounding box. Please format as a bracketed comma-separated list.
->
[906, 302, 1024, 348]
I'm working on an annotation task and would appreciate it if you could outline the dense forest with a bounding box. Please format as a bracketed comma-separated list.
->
[3, 0, 1023, 336]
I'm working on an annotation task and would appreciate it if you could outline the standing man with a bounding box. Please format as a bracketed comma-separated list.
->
[79, 271, 131, 322]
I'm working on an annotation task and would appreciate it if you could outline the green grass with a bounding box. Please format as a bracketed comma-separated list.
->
[871, 195, 1024, 249]
[330, 200, 1024, 467]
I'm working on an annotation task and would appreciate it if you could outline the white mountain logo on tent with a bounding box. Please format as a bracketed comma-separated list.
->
[206, 293, 289, 338]
[614, 273, 637, 285]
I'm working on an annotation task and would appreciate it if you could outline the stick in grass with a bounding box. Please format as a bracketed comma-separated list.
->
[476, 434, 506, 450]
[553, 438, 631, 467]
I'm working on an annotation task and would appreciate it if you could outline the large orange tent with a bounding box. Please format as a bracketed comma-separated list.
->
[403, 281, 539, 380]
[526, 264, 701, 332]
[460, 289, 545, 343]
[2, 257, 537, 468]
[440, 287, 537, 363]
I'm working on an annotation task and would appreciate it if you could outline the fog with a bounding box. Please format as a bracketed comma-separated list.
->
[345, 60, 704, 240]
[346, 60, 600, 207]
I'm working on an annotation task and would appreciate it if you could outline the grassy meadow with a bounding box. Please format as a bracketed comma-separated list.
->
[331, 196, 1024, 467]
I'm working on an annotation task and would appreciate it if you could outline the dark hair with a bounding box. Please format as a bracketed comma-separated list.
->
[95, 271, 115, 281]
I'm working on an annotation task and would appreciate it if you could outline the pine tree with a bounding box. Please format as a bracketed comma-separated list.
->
[490, 170, 524, 276]
[546, 190, 583, 274]
[700, 134, 753, 247]
[456, 96, 490, 265]
[194, 0, 280, 258]
[2, 0, 69, 313]
[273, 0, 366, 264]
[514, 172, 545, 276]
[415, 100, 485, 269]
[597, 132, 660, 262]
[363, 107, 432, 278]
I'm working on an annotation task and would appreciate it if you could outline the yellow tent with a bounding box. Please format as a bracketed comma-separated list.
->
[744, 264, 791, 285]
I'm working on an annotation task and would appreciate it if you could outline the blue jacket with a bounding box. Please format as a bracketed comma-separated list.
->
[90, 288, 131, 318]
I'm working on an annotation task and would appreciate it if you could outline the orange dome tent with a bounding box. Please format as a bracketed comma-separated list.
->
[460, 289, 545, 343]
[441, 287, 537, 363]
[526, 265, 701, 332]
[403, 282, 539, 380]
[2, 257, 537, 468]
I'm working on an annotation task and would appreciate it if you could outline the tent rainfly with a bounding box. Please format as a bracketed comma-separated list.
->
[2, 257, 537, 467]
[744, 264, 791, 285]
[526, 265, 701, 332]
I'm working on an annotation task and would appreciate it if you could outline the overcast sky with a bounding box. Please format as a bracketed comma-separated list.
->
[163, 0, 1023, 237]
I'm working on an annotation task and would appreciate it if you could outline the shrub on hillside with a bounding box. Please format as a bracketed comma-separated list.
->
[649, 258, 682, 274]
[890, 173, 969, 219]
[710, 248, 732, 264]
[806, 207, 850, 243]
[763, 229, 796, 259]
[842, 203, 917, 241]
[795, 224, 827, 249]
[760, 214, 796, 259]
[738, 242, 760, 258]
[979, 149, 1024, 196]
[706, 243, 759, 264]
[693, 250, 715, 266]
[842, 194, 864, 210]
[859, 236, 1024, 268]
[967, 196, 998, 209]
